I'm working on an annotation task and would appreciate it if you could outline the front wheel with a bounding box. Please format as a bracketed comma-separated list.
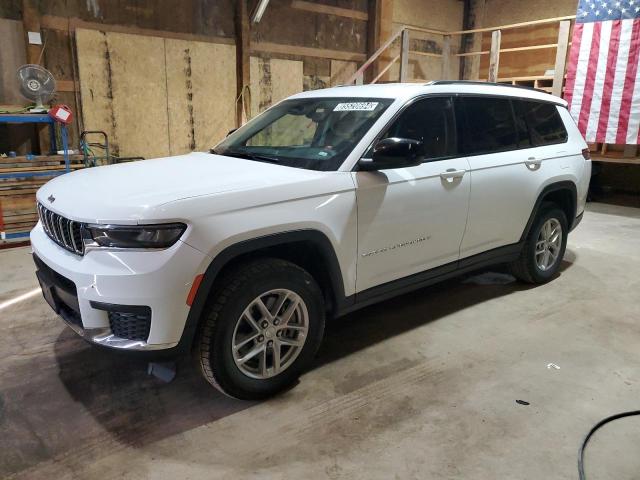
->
[510, 204, 568, 284]
[195, 258, 325, 400]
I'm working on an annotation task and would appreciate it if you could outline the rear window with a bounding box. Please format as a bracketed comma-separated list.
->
[460, 96, 518, 155]
[514, 100, 568, 146]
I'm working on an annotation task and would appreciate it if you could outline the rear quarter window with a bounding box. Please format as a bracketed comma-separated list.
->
[514, 100, 568, 146]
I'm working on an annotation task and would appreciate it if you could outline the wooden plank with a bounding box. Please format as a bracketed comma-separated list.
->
[75, 29, 118, 154]
[552, 20, 571, 97]
[399, 29, 409, 82]
[456, 43, 558, 57]
[22, 0, 42, 64]
[235, 0, 250, 126]
[249, 57, 303, 115]
[441, 35, 451, 80]
[409, 51, 442, 58]
[488, 30, 501, 82]
[330, 60, 357, 86]
[100, 31, 169, 159]
[290, 1, 368, 21]
[56, 79, 79, 92]
[41, 15, 234, 46]
[448, 15, 576, 35]
[591, 155, 640, 165]
[250, 41, 366, 62]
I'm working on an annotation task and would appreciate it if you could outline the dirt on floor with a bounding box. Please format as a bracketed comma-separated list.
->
[1, 202, 639, 480]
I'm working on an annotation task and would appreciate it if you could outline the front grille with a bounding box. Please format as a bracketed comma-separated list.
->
[108, 310, 152, 341]
[37, 203, 84, 255]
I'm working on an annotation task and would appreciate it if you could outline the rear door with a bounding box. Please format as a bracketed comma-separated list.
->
[353, 96, 471, 292]
[457, 96, 570, 258]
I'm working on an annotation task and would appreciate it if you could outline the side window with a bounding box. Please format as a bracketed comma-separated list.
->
[515, 100, 568, 146]
[380, 96, 456, 161]
[461, 96, 518, 155]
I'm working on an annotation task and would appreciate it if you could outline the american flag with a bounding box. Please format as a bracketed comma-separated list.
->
[564, 0, 640, 144]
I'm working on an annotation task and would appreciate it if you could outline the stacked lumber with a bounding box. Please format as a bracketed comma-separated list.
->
[0, 154, 85, 244]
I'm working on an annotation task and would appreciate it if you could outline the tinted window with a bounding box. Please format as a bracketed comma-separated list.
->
[380, 96, 456, 160]
[515, 100, 568, 146]
[461, 97, 518, 154]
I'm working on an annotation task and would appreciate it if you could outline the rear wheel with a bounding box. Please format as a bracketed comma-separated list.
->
[510, 204, 568, 284]
[195, 258, 325, 400]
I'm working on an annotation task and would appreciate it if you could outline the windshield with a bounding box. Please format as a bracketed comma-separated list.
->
[213, 97, 393, 171]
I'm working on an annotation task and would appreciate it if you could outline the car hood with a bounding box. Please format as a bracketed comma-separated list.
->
[36, 152, 331, 223]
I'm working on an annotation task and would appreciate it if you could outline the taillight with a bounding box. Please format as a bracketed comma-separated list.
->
[582, 148, 591, 160]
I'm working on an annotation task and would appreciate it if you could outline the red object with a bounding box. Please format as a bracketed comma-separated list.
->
[48, 104, 73, 125]
[186, 274, 204, 306]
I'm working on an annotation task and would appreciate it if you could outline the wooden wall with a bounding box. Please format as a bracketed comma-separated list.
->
[76, 29, 237, 159]
[478, 0, 578, 79]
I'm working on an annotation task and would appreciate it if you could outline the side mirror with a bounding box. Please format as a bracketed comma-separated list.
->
[358, 137, 424, 171]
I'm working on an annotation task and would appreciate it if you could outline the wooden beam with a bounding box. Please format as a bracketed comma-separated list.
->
[456, 43, 560, 57]
[409, 51, 442, 58]
[399, 28, 409, 82]
[367, 0, 394, 82]
[251, 41, 366, 62]
[448, 15, 576, 35]
[291, 1, 368, 21]
[488, 30, 501, 83]
[56, 80, 79, 92]
[441, 35, 451, 80]
[41, 15, 234, 45]
[461, 0, 485, 80]
[552, 20, 571, 97]
[22, 0, 42, 64]
[235, 0, 250, 126]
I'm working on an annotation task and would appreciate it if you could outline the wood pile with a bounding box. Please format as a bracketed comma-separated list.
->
[0, 154, 85, 244]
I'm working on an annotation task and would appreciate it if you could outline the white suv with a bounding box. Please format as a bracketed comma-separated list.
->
[31, 81, 591, 399]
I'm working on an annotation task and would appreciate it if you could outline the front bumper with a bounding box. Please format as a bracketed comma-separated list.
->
[31, 222, 209, 351]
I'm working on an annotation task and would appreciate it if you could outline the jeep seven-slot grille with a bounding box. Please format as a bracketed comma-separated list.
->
[37, 203, 84, 255]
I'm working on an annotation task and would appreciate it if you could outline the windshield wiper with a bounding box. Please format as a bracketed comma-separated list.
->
[215, 149, 282, 165]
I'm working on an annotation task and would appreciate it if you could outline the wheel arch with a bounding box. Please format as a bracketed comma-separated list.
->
[520, 181, 577, 242]
[177, 229, 348, 353]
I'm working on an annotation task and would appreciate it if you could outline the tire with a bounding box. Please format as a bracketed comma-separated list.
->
[195, 258, 325, 400]
[510, 203, 568, 284]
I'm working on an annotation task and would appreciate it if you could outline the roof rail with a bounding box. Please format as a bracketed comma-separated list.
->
[428, 80, 548, 95]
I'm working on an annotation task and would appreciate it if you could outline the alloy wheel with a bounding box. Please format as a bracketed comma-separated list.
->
[535, 218, 562, 271]
[231, 289, 309, 379]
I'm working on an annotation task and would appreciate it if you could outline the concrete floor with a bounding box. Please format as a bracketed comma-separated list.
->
[1, 202, 639, 480]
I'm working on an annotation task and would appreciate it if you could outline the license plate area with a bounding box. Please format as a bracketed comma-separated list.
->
[36, 270, 60, 313]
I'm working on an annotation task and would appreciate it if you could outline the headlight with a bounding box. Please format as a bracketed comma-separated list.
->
[84, 223, 187, 249]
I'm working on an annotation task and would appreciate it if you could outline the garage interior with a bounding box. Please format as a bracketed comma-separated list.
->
[1, 0, 640, 479]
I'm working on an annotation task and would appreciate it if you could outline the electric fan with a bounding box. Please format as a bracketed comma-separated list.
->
[16, 64, 56, 112]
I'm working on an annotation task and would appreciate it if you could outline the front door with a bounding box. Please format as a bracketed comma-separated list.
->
[353, 96, 471, 293]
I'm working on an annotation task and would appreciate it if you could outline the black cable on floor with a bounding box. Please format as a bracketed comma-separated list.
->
[578, 410, 640, 480]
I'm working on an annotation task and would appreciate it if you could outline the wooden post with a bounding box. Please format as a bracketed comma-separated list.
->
[441, 35, 451, 80]
[488, 29, 501, 82]
[235, 0, 250, 126]
[461, 0, 486, 80]
[22, 0, 42, 64]
[367, 0, 394, 82]
[399, 28, 409, 82]
[552, 20, 571, 97]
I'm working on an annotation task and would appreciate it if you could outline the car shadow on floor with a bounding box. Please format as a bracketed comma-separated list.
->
[48, 256, 575, 454]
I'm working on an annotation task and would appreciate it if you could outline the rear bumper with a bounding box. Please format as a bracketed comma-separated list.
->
[31, 221, 209, 351]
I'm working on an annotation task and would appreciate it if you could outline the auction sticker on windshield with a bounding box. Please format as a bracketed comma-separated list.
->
[333, 102, 379, 111]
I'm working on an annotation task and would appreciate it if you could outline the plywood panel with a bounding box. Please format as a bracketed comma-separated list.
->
[330, 60, 357, 86]
[0, 19, 26, 105]
[187, 41, 236, 149]
[77, 28, 236, 158]
[249, 57, 304, 117]
[270, 59, 303, 105]
[76, 29, 118, 154]
[106, 32, 169, 159]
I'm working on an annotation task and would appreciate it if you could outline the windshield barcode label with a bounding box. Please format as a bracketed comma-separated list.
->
[333, 102, 379, 111]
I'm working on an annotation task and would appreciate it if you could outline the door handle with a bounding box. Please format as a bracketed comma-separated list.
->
[525, 157, 542, 171]
[440, 168, 466, 182]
